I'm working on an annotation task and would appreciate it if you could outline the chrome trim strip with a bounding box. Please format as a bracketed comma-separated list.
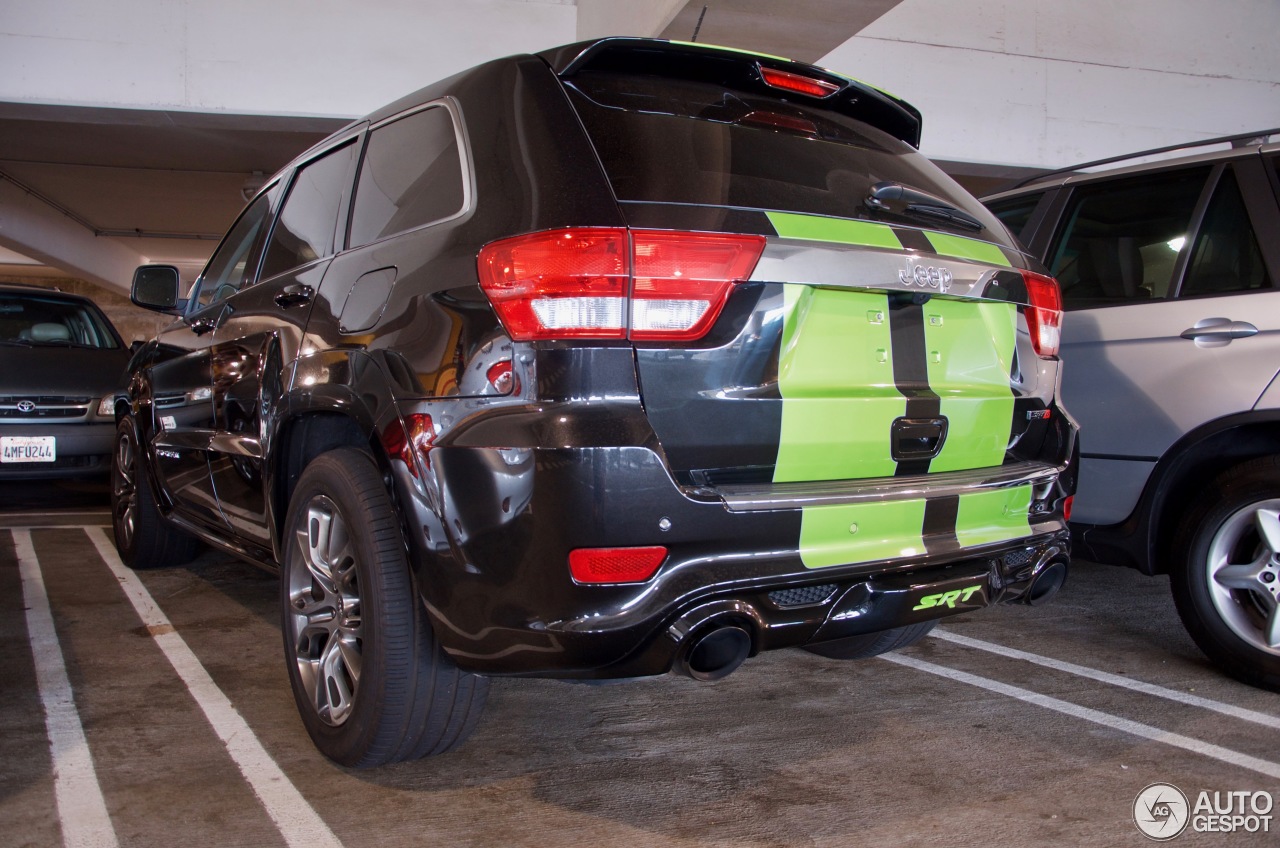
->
[713, 461, 1063, 512]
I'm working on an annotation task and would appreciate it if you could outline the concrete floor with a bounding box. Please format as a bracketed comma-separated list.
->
[3, 481, 1279, 847]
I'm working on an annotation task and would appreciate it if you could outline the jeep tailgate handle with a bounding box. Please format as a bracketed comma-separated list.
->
[891, 417, 948, 461]
[1180, 317, 1258, 346]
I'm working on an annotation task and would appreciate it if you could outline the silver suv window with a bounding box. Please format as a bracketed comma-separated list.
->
[1049, 167, 1209, 306]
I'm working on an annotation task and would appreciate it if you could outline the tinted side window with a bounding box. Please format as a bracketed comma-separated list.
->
[260, 141, 357, 280]
[1048, 168, 1209, 307]
[349, 106, 464, 248]
[194, 187, 278, 308]
[986, 193, 1043, 244]
[1180, 167, 1271, 297]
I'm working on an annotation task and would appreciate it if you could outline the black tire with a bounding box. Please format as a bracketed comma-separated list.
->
[281, 448, 488, 767]
[1171, 456, 1280, 692]
[111, 417, 201, 569]
[803, 620, 938, 660]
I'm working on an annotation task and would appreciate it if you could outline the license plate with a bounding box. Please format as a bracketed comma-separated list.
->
[1, 436, 56, 463]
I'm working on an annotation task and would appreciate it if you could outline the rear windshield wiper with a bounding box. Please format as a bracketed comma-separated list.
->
[865, 181, 985, 232]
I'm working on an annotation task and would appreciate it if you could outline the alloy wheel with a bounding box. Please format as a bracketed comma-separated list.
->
[112, 429, 136, 552]
[1206, 500, 1280, 655]
[287, 496, 364, 726]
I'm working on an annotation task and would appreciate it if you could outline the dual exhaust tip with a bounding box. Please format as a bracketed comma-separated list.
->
[672, 554, 1069, 681]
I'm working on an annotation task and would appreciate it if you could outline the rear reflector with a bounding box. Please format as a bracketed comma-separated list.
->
[1063, 495, 1074, 522]
[1022, 270, 1063, 358]
[759, 66, 841, 98]
[478, 229, 765, 342]
[569, 546, 667, 584]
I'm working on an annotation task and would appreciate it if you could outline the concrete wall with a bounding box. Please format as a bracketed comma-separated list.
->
[820, 0, 1280, 167]
[0, 0, 578, 119]
[4, 0, 1276, 168]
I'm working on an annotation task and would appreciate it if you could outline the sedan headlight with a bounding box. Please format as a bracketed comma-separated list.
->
[98, 395, 116, 417]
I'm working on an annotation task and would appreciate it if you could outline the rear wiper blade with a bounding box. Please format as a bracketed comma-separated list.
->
[865, 181, 985, 232]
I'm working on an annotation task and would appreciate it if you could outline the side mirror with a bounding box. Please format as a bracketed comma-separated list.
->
[131, 265, 182, 313]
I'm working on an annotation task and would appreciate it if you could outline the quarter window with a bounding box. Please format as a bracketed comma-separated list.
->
[348, 106, 465, 248]
[1181, 167, 1271, 297]
[1049, 168, 1209, 307]
[260, 141, 357, 280]
[986, 193, 1043, 245]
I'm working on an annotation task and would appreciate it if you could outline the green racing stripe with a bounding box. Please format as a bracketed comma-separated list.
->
[766, 224, 1032, 569]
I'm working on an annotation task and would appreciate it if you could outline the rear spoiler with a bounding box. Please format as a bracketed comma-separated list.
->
[538, 37, 923, 148]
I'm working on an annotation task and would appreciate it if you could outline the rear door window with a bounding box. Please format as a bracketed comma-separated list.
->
[260, 141, 357, 281]
[348, 105, 465, 248]
[1048, 168, 1210, 308]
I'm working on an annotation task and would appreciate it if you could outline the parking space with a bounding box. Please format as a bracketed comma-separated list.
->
[4, 505, 1278, 848]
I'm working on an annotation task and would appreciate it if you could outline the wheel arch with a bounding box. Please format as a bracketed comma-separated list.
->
[1137, 412, 1280, 574]
[269, 397, 403, 560]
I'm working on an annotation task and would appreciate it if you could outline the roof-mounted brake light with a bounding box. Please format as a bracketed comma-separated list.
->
[759, 66, 841, 98]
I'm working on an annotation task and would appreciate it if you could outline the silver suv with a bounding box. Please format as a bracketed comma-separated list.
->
[983, 130, 1280, 691]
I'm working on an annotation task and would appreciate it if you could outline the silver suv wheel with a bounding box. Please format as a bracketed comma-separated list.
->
[1204, 499, 1280, 655]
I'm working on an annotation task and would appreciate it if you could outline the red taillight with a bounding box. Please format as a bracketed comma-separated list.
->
[759, 66, 841, 98]
[477, 229, 765, 343]
[1022, 270, 1062, 358]
[568, 546, 667, 584]
[476, 228, 628, 340]
[631, 232, 765, 341]
[1063, 495, 1074, 522]
[382, 413, 435, 477]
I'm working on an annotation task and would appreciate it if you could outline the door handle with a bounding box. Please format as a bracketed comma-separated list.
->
[274, 283, 314, 308]
[1180, 317, 1258, 346]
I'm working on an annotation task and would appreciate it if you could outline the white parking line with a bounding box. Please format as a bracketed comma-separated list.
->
[882, 652, 1280, 780]
[84, 528, 344, 848]
[14, 529, 120, 848]
[932, 628, 1279, 728]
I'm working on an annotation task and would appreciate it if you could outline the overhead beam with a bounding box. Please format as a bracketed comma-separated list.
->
[659, 0, 905, 63]
[0, 175, 142, 295]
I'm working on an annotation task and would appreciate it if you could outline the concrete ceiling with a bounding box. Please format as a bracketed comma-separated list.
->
[1, 0, 989, 294]
[0, 102, 347, 287]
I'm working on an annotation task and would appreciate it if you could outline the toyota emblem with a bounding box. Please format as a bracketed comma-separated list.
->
[16, 400, 36, 413]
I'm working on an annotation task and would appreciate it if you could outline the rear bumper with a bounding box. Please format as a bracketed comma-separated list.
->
[0, 422, 114, 479]
[393, 442, 1074, 679]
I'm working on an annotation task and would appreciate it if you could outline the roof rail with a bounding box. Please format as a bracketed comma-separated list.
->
[1007, 127, 1280, 190]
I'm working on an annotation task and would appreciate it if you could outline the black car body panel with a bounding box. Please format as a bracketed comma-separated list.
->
[121, 39, 1077, 682]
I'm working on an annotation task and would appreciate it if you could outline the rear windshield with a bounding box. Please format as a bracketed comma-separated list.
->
[0, 293, 121, 349]
[564, 72, 1003, 238]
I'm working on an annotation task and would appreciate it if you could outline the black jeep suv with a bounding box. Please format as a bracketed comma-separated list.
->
[116, 38, 1078, 766]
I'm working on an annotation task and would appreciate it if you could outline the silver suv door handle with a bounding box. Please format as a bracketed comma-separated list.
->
[1180, 318, 1258, 342]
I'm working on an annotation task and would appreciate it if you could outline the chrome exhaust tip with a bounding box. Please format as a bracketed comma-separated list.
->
[676, 624, 752, 682]
[1025, 556, 1069, 606]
